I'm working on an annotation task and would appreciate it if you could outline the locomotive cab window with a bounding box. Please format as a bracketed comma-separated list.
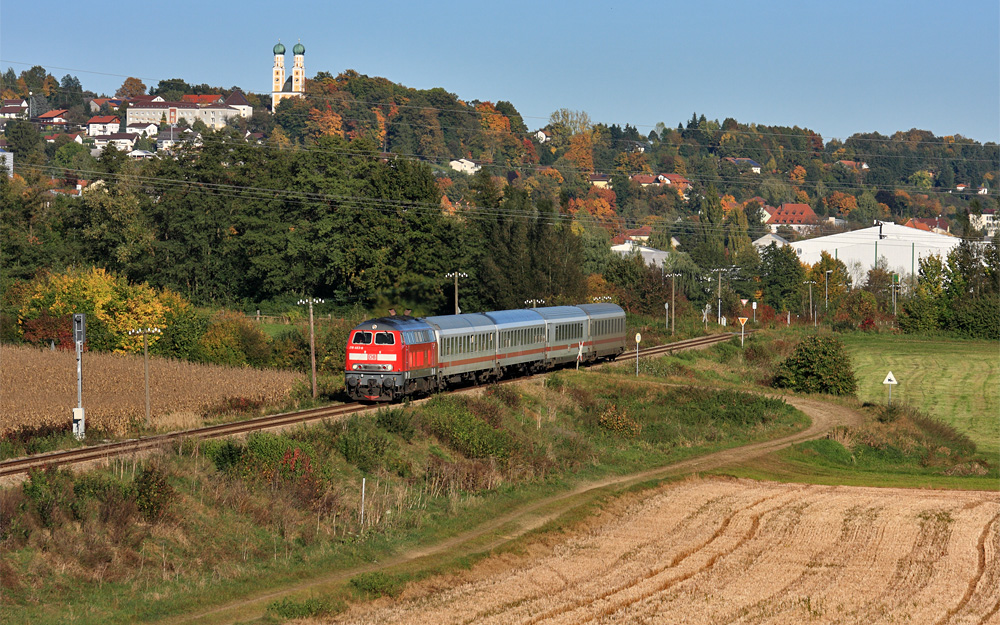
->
[352, 331, 372, 344]
[374, 332, 395, 345]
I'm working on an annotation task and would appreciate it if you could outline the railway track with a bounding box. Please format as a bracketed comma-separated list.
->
[0, 332, 739, 479]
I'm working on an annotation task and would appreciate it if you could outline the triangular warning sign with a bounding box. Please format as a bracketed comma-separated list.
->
[741, 298, 749, 307]
[882, 371, 898, 385]
[738, 317, 748, 326]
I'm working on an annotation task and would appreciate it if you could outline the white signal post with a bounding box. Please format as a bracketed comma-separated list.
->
[635, 333, 641, 377]
[664, 272, 681, 335]
[883, 370, 898, 406]
[752, 301, 757, 323]
[664, 302, 669, 331]
[72, 314, 86, 440]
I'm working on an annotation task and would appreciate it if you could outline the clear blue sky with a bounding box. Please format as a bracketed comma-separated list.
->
[2, 0, 997, 143]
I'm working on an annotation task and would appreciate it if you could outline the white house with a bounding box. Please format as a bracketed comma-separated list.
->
[534, 130, 550, 144]
[611, 240, 672, 269]
[86, 115, 120, 136]
[969, 209, 997, 237]
[94, 133, 139, 152]
[449, 158, 481, 175]
[127, 122, 159, 137]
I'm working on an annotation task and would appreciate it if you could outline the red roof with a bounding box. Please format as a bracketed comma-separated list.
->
[87, 115, 119, 125]
[37, 109, 69, 120]
[630, 174, 657, 185]
[767, 203, 817, 225]
[182, 94, 223, 104]
[624, 226, 652, 238]
[659, 173, 691, 186]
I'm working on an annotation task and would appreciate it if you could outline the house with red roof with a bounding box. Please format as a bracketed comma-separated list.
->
[656, 173, 691, 199]
[837, 160, 869, 171]
[588, 173, 611, 188]
[35, 109, 70, 128]
[43, 133, 84, 144]
[903, 217, 950, 235]
[1, 99, 28, 119]
[629, 174, 657, 187]
[766, 203, 818, 233]
[723, 157, 762, 174]
[87, 115, 120, 136]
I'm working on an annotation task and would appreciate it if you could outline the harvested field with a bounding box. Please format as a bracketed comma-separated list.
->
[328, 478, 1000, 625]
[1, 344, 302, 436]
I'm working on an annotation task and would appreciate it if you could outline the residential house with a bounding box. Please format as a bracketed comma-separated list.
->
[1, 99, 28, 119]
[534, 130, 551, 143]
[448, 158, 481, 175]
[752, 233, 790, 249]
[128, 150, 155, 159]
[35, 109, 70, 129]
[43, 133, 84, 144]
[724, 157, 762, 174]
[94, 133, 139, 152]
[955, 183, 968, 192]
[610, 240, 673, 269]
[127, 122, 159, 137]
[623, 225, 652, 242]
[767, 203, 818, 234]
[903, 217, 950, 235]
[977, 186, 989, 195]
[87, 115, 121, 136]
[837, 160, 869, 171]
[588, 173, 611, 188]
[87, 98, 124, 112]
[657, 173, 692, 199]
[156, 127, 202, 151]
[629, 174, 657, 187]
[969, 209, 997, 237]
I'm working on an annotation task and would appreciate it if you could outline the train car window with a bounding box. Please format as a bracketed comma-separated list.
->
[375, 332, 395, 345]
[352, 331, 372, 344]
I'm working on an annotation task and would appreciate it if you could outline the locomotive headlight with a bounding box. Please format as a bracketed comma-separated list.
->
[352, 364, 360, 370]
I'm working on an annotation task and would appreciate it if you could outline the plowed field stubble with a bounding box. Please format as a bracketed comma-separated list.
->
[329, 478, 1000, 625]
[1, 345, 302, 436]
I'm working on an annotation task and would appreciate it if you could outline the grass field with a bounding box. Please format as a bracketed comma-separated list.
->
[841, 334, 999, 458]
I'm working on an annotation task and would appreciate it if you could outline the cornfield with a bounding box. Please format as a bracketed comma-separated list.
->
[1, 344, 303, 436]
[328, 478, 1000, 624]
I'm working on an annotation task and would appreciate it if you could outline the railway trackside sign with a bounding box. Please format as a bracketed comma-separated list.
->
[738, 317, 748, 326]
[883, 371, 898, 385]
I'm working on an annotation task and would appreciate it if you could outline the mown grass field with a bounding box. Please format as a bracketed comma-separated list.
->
[840, 334, 999, 458]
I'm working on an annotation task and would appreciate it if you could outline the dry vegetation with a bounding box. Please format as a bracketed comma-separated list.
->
[1, 345, 302, 436]
[324, 478, 1000, 625]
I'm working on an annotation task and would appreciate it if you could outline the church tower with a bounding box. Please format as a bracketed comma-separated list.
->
[271, 40, 305, 111]
[291, 42, 306, 94]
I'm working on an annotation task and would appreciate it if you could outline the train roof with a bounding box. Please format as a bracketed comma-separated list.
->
[351, 316, 433, 332]
[530, 305, 589, 321]
[423, 313, 496, 331]
[482, 309, 544, 325]
[575, 303, 625, 317]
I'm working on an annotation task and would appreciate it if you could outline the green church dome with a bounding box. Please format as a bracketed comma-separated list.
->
[293, 42, 305, 55]
[273, 42, 285, 55]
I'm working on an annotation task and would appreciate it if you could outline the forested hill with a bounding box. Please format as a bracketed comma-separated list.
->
[1, 65, 998, 322]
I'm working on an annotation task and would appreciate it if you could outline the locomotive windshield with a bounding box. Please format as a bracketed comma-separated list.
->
[352, 331, 372, 344]
[374, 332, 395, 345]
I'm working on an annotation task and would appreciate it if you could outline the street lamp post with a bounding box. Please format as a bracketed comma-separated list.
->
[524, 299, 545, 308]
[298, 298, 323, 399]
[664, 272, 681, 335]
[803, 281, 816, 326]
[445, 272, 468, 315]
[127, 327, 162, 427]
[711, 267, 735, 325]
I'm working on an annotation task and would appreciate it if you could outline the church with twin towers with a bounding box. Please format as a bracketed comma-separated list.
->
[271, 40, 305, 111]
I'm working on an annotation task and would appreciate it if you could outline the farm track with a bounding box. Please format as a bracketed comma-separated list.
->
[0, 332, 737, 479]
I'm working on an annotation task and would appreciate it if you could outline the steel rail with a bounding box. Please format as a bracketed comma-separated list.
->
[1, 333, 743, 478]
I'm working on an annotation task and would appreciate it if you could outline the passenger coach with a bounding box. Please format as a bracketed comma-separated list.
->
[345, 303, 626, 401]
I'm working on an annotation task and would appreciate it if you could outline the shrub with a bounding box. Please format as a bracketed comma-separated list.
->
[375, 407, 415, 442]
[484, 384, 522, 408]
[338, 416, 391, 473]
[773, 335, 857, 396]
[202, 439, 244, 472]
[22, 467, 75, 528]
[597, 404, 642, 438]
[349, 571, 404, 598]
[267, 596, 344, 619]
[134, 463, 174, 523]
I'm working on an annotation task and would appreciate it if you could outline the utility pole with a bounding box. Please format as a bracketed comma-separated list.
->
[445, 272, 468, 315]
[298, 298, 323, 399]
[72, 314, 86, 440]
[127, 327, 162, 427]
[804, 281, 816, 326]
[825, 269, 833, 315]
[665, 272, 681, 335]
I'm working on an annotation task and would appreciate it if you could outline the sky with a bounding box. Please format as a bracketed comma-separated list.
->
[2, 0, 997, 143]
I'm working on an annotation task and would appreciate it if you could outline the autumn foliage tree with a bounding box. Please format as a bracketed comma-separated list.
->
[115, 77, 147, 99]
